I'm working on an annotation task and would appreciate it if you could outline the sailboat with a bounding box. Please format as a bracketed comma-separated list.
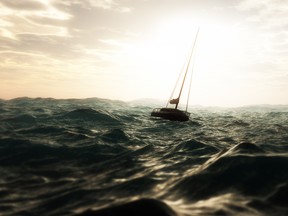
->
[151, 30, 199, 121]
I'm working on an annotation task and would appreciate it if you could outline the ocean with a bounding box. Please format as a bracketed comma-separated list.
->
[0, 97, 288, 216]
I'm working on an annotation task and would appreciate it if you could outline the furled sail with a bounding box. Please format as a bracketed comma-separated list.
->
[169, 98, 179, 104]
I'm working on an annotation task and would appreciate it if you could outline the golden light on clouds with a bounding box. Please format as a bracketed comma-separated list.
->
[0, 0, 288, 106]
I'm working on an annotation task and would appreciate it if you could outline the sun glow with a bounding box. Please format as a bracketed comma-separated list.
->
[119, 16, 248, 106]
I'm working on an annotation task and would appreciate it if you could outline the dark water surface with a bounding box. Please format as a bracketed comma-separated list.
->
[1, 98, 288, 216]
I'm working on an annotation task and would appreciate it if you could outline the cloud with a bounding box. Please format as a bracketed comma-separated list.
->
[236, 0, 288, 29]
[99, 39, 125, 47]
[0, 0, 46, 11]
[88, 0, 132, 12]
[0, 27, 15, 39]
[53, 0, 132, 13]
[234, 0, 288, 75]
[0, 0, 135, 56]
[0, 0, 131, 80]
[0, 1, 72, 41]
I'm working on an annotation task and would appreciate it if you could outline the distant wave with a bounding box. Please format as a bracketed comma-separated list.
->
[61, 108, 120, 124]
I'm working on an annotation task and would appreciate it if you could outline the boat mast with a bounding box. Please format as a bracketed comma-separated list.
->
[175, 29, 199, 110]
[186, 57, 196, 111]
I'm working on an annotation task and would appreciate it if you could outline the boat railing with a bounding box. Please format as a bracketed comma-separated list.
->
[152, 108, 190, 115]
[152, 108, 161, 112]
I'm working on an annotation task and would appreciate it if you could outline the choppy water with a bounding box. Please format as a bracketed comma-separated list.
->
[0, 97, 288, 216]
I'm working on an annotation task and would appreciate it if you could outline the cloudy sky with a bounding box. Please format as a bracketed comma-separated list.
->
[0, 0, 287, 106]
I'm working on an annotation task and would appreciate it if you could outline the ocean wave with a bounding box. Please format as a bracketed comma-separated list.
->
[0, 98, 288, 216]
[172, 144, 288, 202]
[101, 128, 130, 143]
[61, 108, 121, 124]
[4, 114, 37, 124]
[173, 139, 219, 155]
[18, 126, 66, 134]
[76, 198, 176, 216]
[0, 137, 126, 167]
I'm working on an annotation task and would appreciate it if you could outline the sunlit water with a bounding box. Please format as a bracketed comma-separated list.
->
[1, 98, 288, 216]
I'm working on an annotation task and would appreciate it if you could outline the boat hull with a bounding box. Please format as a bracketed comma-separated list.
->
[151, 108, 190, 121]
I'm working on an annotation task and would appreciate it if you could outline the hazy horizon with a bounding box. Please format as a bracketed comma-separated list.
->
[1, 0, 288, 107]
[1, 96, 288, 110]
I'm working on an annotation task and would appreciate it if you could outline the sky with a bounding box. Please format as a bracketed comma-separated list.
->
[0, 0, 288, 107]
